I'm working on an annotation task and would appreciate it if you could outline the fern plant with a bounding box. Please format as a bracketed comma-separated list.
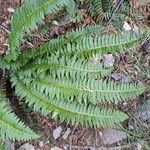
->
[0, 79, 39, 145]
[86, 0, 131, 27]
[0, 0, 149, 146]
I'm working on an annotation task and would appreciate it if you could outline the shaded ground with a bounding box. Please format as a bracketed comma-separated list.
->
[0, 0, 150, 150]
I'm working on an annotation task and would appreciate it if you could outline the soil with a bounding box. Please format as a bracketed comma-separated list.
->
[0, 0, 150, 150]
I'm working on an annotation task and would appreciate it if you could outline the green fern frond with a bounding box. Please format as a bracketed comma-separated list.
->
[65, 25, 104, 42]
[87, 0, 131, 23]
[65, 0, 76, 17]
[6, 27, 146, 72]
[20, 25, 103, 62]
[88, 0, 113, 17]
[6, 25, 103, 71]
[58, 30, 144, 58]
[4, 0, 70, 62]
[11, 28, 144, 70]
[11, 75, 128, 127]
[16, 27, 149, 66]
[114, 0, 130, 15]
[0, 85, 39, 141]
[15, 73, 146, 105]
[18, 56, 113, 78]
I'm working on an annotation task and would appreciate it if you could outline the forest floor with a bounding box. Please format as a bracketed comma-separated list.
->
[0, 0, 150, 150]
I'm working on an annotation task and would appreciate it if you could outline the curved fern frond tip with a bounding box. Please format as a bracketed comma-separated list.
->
[0, 88, 39, 141]
[5, 0, 70, 62]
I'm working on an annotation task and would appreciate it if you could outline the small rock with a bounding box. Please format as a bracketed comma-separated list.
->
[39, 141, 44, 147]
[52, 21, 59, 26]
[53, 126, 63, 140]
[123, 22, 131, 31]
[143, 39, 150, 53]
[62, 128, 71, 140]
[7, 7, 15, 13]
[135, 99, 150, 121]
[17, 143, 35, 150]
[111, 73, 131, 83]
[103, 54, 115, 67]
[51, 146, 63, 150]
[101, 128, 127, 145]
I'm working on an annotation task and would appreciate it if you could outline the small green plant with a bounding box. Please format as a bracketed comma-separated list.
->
[0, 0, 149, 147]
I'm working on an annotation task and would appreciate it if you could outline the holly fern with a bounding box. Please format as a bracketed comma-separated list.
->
[0, 0, 149, 147]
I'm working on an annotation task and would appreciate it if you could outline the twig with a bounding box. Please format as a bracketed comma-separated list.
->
[69, 125, 77, 150]
[64, 143, 137, 150]
[0, 24, 10, 33]
[107, 0, 124, 24]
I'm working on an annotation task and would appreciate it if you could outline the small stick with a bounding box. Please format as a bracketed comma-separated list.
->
[107, 0, 124, 24]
